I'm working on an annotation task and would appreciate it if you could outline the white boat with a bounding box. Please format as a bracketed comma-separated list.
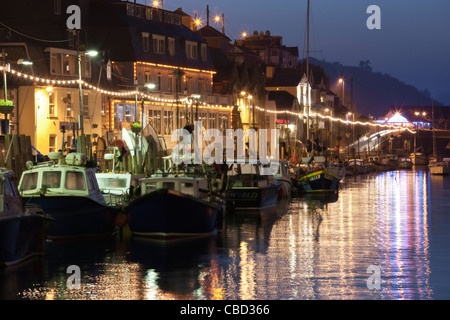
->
[96, 172, 143, 206]
[95, 149, 143, 206]
[18, 152, 120, 239]
[428, 160, 450, 175]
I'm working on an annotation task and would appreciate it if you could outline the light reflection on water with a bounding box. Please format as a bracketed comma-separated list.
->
[2, 169, 449, 300]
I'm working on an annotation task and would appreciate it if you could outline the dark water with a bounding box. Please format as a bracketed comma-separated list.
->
[1, 168, 450, 300]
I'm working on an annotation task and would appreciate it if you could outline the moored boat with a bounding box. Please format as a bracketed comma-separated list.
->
[225, 162, 281, 211]
[382, 154, 398, 170]
[398, 157, 413, 169]
[428, 160, 450, 175]
[296, 157, 339, 193]
[409, 152, 428, 165]
[1, 168, 51, 266]
[346, 159, 367, 175]
[96, 172, 143, 206]
[326, 159, 346, 180]
[124, 174, 223, 237]
[273, 160, 293, 199]
[18, 152, 120, 239]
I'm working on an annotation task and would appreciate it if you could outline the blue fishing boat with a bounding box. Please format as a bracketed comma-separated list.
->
[124, 174, 223, 238]
[226, 162, 281, 211]
[0, 169, 51, 266]
[18, 152, 120, 239]
[296, 157, 339, 193]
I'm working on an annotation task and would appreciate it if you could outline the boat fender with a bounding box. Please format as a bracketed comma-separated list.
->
[114, 212, 128, 227]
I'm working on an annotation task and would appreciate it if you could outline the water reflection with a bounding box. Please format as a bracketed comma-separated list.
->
[3, 170, 446, 300]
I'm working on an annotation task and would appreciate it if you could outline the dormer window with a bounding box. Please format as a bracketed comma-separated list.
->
[186, 41, 197, 59]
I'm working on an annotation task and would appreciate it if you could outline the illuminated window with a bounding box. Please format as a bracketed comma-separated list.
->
[145, 8, 153, 20]
[49, 48, 91, 77]
[164, 110, 174, 135]
[48, 92, 56, 116]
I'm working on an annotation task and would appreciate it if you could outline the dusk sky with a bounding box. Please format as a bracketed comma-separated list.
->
[154, 0, 450, 105]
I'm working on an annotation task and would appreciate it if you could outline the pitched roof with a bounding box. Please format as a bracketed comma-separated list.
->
[267, 90, 297, 110]
[87, 1, 215, 72]
[197, 25, 231, 41]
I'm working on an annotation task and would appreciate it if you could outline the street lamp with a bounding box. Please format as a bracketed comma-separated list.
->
[76, 30, 98, 139]
[339, 78, 345, 106]
[241, 91, 255, 129]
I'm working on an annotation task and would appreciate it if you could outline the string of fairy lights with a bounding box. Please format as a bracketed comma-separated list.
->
[1, 66, 416, 133]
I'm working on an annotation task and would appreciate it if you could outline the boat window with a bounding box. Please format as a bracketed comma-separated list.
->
[162, 182, 175, 190]
[20, 172, 38, 190]
[144, 183, 157, 193]
[98, 177, 127, 189]
[42, 171, 61, 188]
[65, 171, 86, 190]
[181, 182, 194, 195]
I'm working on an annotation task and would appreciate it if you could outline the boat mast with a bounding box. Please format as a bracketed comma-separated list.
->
[306, 0, 310, 146]
[306, 0, 312, 156]
[432, 99, 436, 159]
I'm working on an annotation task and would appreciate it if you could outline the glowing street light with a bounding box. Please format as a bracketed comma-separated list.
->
[338, 78, 345, 106]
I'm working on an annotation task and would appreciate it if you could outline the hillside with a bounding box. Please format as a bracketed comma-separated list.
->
[307, 57, 442, 117]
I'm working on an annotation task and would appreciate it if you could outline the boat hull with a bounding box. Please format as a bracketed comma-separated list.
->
[23, 196, 119, 239]
[226, 184, 280, 210]
[125, 189, 220, 237]
[429, 164, 450, 175]
[398, 161, 413, 169]
[298, 170, 339, 193]
[0, 208, 49, 266]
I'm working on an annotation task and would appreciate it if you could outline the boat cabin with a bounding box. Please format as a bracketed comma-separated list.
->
[139, 175, 210, 199]
[96, 173, 143, 196]
[227, 162, 278, 188]
[18, 153, 103, 200]
[348, 159, 364, 167]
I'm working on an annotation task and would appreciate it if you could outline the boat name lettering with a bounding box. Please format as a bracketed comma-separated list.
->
[227, 191, 258, 199]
